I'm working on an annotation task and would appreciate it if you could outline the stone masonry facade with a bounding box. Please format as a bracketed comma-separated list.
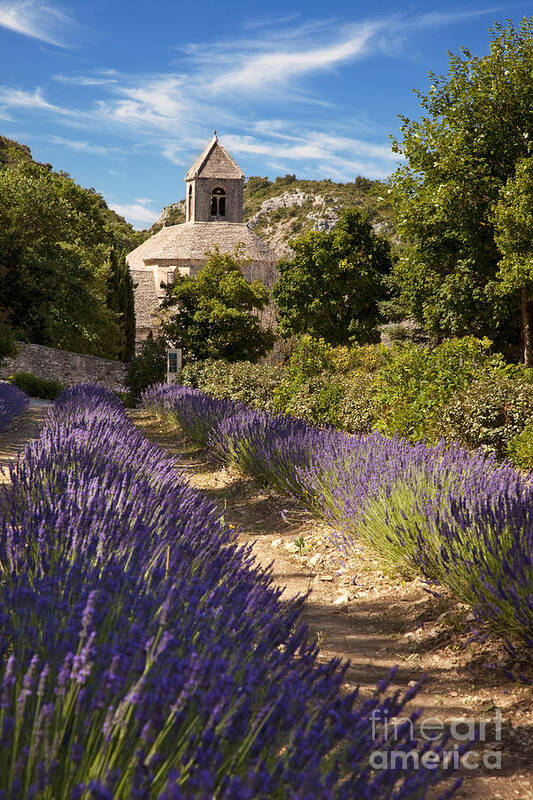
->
[127, 133, 280, 343]
[0, 342, 127, 390]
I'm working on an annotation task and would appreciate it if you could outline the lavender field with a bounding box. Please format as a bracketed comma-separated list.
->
[142, 384, 533, 656]
[0, 382, 28, 431]
[0, 384, 457, 799]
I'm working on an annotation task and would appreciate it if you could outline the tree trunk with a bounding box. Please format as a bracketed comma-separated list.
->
[521, 287, 533, 366]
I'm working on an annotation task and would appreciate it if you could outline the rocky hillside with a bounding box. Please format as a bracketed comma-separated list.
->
[150, 174, 394, 257]
[243, 175, 394, 258]
[154, 199, 186, 229]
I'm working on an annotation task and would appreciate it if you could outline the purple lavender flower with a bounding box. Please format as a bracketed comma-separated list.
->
[0, 382, 28, 431]
[0, 383, 456, 798]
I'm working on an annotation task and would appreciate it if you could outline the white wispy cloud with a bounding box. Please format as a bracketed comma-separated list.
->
[4, 8, 499, 129]
[224, 127, 400, 180]
[161, 142, 188, 166]
[109, 200, 158, 227]
[42, 134, 113, 155]
[241, 13, 302, 31]
[400, 7, 502, 31]
[181, 8, 499, 97]
[93, 76, 190, 130]
[0, 0, 74, 46]
[0, 86, 73, 114]
[224, 130, 398, 162]
[207, 22, 380, 94]
[54, 73, 119, 87]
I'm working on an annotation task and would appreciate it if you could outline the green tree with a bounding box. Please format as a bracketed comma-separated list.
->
[105, 248, 136, 361]
[125, 333, 167, 398]
[0, 136, 143, 359]
[0, 260, 15, 368]
[0, 161, 118, 356]
[162, 248, 275, 362]
[391, 18, 533, 360]
[123, 266, 137, 362]
[492, 157, 533, 365]
[0, 309, 15, 369]
[272, 209, 392, 345]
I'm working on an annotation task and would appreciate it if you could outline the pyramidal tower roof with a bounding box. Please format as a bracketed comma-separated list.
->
[185, 132, 244, 181]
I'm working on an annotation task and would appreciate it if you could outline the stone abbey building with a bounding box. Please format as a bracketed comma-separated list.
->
[127, 133, 280, 343]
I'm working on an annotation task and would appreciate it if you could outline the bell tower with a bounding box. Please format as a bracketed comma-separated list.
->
[184, 131, 244, 224]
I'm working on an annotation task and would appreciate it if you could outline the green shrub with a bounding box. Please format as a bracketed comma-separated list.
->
[181, 359, 285, 411]
[125, 334, 167, 398]
[274, 373, 346, 427]
[336, 371, 378, 433]
[372, 337, 504, 441]
[272, 337, 338, 425]
[8, 372, 63, 399]
[507, 423, 533, 470]
[436, 374, 533, 458]
[272, 336, 386, 429]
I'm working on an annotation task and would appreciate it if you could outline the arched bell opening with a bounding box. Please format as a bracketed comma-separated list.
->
[210, 187, 226, 217]
[187, 185, 193, 221]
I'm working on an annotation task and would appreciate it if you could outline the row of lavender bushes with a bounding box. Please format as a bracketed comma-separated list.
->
[0, 384, 455, 799]
[0, 381, 28, 430]
[142, 384, 533, 655]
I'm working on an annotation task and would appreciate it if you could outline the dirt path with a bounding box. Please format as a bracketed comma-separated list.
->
[133, 410, 533, 800]
[0, 401, 50, 484]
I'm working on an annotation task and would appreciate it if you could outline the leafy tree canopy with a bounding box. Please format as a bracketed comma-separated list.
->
[162, 248, 275, 362]
[105, 248, 136, 361]
[125, 333, 167, 398]
[272, 209, 393, 345]
[0, 306, 15, 369]
[391, 18, 533, 360]
[0, 136, 143, 359]
[492, 156, 533, 363]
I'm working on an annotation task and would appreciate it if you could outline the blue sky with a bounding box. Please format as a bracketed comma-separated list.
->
[0, 1, 528, 228]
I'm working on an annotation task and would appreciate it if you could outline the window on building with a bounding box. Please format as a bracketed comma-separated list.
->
[188, 185, 193, 220]
[211, 187, 226, 217]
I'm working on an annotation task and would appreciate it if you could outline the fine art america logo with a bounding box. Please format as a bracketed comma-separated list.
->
[369, 709, 502, 770]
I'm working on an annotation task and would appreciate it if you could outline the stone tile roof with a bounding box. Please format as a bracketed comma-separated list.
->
[185, 135, 244, 181]
[130, 269, 159, 329]
[127, 222, 279, 270]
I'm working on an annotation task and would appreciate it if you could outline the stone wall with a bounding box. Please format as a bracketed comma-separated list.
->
[191, 177, 244, 223]
[0, 342, 127, 390]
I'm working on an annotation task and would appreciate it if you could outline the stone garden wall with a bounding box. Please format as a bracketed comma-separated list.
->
[0, 342, 127, 390]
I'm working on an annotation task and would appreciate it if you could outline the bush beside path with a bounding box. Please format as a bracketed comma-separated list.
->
[133, 407, 533, 800]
